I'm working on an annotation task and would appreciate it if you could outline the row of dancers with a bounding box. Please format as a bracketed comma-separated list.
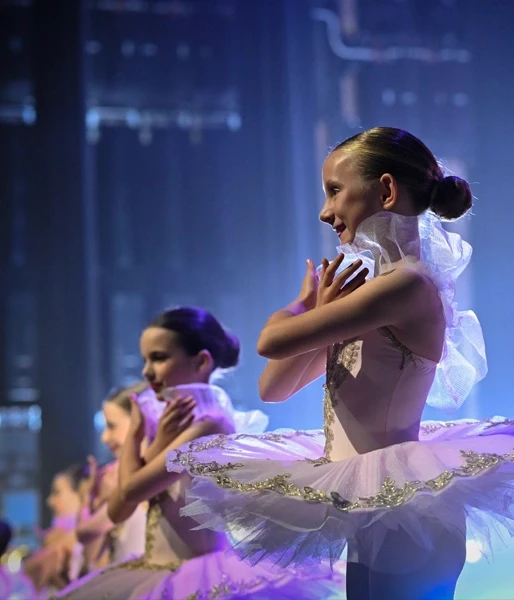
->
[5, 126, 514, 600]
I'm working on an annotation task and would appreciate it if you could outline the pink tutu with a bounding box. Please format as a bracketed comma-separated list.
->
[167, 421, 514, 574]
[52, 547, 345, 600]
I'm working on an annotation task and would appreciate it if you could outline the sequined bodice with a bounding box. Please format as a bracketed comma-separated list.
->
[323, 327, 437, 460]
[137, 474, 226, 570]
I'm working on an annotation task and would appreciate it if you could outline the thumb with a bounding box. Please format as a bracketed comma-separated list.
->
[130, 397, 142, 417]
[305, 259, 319, 285]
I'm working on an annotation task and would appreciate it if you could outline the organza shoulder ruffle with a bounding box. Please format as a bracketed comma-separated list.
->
[334, 211, 487, 411]
[136, 383, 269, 441]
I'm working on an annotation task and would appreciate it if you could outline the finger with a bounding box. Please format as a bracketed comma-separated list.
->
[177, 414, 195, 432]
[129, 398, 143, 423]
[338, 268, 369, 295]
[318, 258, 329, 280]
[162, 397, 181, 413]
[306, 258, 316, 273]
[165, 399, 196, 422]
[331, 259, 363, 289]
[323, 253, 346, 281]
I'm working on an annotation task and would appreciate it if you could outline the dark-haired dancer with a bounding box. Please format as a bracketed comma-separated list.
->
[55, 306, 343, 599]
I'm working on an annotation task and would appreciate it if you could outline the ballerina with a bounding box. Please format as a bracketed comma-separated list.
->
[74, 382, 149, 574]
[167, 127, 514, 600]
[53, 306, 343, 599]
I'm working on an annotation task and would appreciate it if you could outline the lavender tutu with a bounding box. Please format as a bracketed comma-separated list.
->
[54, 539, 345, 599]
[0, 567, 37, 600]
[166, 213, 514, 575]
[53, 385, 345, 599]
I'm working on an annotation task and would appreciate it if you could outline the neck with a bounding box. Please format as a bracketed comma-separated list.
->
[339, 212, 421, 275]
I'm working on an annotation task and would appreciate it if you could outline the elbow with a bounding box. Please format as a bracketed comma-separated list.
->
[258, 379, 286, 403]
[107, 501, 125, 525]
[256, 334, 271, 358]
[76, 528, 101, 545]
[257, 332, 282, 360]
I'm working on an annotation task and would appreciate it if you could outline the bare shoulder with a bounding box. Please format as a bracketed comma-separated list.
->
[377, 266, 435, 293]
[365, 267, 441, 321]
[189, 416, 233, 438]
[381, 268, 445, 360]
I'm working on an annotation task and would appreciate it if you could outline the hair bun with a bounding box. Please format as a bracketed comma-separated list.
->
[429, 175, 472, 220]
[217, 331, 240, 369]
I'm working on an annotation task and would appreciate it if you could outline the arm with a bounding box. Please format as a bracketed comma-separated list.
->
[257, 256, 368, 401]
[259, 351, 327, 403]
[258, 307, 326, 402]
[76, 503, 113, 544]
[109, 419, 222, 522]
[107, 487, 138, 525]
[257, 270, 432, 359]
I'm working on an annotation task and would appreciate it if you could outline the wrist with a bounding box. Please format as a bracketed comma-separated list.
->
[153, 432, 174, 453]
[266, 303, 307, 328]
[287, 298, 310, 314]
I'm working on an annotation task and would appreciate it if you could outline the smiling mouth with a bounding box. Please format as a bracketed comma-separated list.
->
[333, 224, 346, 239]
[149, 381, 164, 394]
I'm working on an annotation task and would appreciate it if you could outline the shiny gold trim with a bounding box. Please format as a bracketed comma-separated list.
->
[185, 574, 273, 600]
[176, 449, 514, 513]
[323, 341, 360, 458]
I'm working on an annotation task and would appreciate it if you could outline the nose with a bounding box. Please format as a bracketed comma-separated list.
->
[319, 201, 334, 225]
[142, 362, 152, 381]
[100, 429, 109, 444]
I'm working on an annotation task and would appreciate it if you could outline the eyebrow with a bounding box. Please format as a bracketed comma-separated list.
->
[323, 179, 342, 190]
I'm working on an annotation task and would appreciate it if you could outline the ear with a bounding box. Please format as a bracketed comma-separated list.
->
[378, 173, 398, 210]
[196, 349, 214, 374]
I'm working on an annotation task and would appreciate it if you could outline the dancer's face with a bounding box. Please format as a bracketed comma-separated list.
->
[320, 151, 384, 244]
[140, 327, 213, 399]
[101, 402, 131, 458]
[46, 474, 80, 517]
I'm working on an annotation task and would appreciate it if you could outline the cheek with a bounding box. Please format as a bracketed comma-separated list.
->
[162, 358, 199, 386]
[114, 421, 131, 444]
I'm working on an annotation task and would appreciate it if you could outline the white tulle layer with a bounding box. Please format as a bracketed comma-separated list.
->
[167, 420, 514, 575]
[52, 550, 345, 600]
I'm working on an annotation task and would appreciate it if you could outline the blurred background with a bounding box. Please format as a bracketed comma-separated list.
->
[0, 0, 513, 597]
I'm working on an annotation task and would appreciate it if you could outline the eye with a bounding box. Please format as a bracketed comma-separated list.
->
[149, 351, 168, 362]
[329, 185, 340, 196]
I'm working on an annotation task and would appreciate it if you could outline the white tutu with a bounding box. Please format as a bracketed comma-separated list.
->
[165, 212, 506, 578]
[167, 421, 514, 574]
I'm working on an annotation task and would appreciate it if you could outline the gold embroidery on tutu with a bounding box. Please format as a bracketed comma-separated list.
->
[169, 431, 322, 475]
[176, 449, 514, 513]
[185, 574, 276, 600]
[420, 418, 514, 436]
[420, 421, 458, 434]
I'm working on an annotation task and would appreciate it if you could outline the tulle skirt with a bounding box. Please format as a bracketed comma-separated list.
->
[166, 418, 514, 575]
[0, 567, 38, 600]
[52, 550, 345, 600]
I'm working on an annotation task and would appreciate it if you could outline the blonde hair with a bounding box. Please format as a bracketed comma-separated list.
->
[104, 381, 148, 414]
